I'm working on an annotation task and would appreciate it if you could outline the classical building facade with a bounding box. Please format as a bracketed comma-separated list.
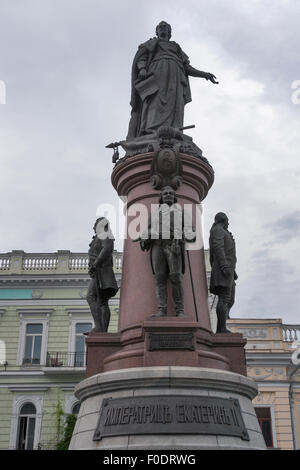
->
[0, 250, 121, 450]
[0, 250, 299, 450]
[227, 318, 300, 450]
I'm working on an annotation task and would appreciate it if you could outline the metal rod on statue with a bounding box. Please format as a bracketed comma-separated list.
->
[210, 295, 217, 312]
[187, 250, 199, 322]
[179, 124, 195, 131]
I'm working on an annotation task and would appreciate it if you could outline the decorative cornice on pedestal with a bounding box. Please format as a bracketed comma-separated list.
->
[112, 152, 214, 203]
[75, 366, 258, 403]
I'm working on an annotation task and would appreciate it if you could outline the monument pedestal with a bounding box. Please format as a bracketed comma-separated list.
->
[69, 367, 266, 450]
[85, 322, 247, 378]
[70, 148, 265, 449]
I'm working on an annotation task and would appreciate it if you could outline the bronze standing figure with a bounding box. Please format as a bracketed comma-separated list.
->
[136, 186, 196, 317]
[209, 213, 238, 333]
[86, 217, 119, 332]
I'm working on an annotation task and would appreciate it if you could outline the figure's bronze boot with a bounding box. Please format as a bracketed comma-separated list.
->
[152, 309, 167, 318]
[154, 276, 167, 318]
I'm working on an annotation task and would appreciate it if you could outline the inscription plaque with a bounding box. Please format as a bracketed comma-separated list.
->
[149, 333, 194, 351]
[93, 395, 249, 441]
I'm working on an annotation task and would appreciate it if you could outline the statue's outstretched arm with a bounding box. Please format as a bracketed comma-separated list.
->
[185, 64, 218, 84]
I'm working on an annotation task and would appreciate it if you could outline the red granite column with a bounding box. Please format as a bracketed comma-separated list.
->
[85, 151, 247, 376]
[111, 152, 214, 331]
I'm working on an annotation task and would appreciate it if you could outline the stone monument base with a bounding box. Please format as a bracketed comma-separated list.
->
[85, 322, 247, 378]
[69, 366, 266, 450]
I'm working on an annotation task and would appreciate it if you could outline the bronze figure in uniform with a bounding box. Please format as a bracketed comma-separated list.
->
[209, 213, 238, 333]
[137, 186, 196, 317]
[86, 217, 119, 332]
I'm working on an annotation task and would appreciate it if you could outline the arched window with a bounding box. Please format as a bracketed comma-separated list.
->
[71, 402, 80, 415]
[17, 402, 36, 450]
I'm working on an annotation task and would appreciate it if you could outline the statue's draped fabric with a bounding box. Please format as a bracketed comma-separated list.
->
[128, 39, 192, 139]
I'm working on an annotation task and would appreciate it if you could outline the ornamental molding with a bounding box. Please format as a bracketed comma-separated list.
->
[0, 300, 91, 306]
[0, 278, 90, 288]
[17, 308, 53, 318]
[31, 290, 44, 299]
[67, 308, 91, 317]
[8, 386, 49, 392]
[0, 273, 121, 284]
[247, 367, 286, 381]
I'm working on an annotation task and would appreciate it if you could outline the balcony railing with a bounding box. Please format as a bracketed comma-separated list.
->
[0, 250, 123, 274]
[282, 325, 300, 342]
[22, 255, 58, 270]
[0, 256, 10, 270]
[46, 351, 87, 368]
[69, 254, 88, 270]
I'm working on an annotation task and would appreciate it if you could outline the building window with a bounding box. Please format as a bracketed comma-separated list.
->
[9, 395, 43, 450]
[23, 324, 43, 364]
[17, 310, 52, 366]
[74, 323, 92, 366]
[255, 407, 274, 448]
[16, 403, 37, 450]
[72, 402, 81, 415]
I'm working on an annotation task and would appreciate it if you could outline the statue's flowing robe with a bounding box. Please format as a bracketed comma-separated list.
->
[127, 38, 192, 139]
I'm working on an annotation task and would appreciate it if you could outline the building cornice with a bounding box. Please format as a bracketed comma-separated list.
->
[17, 308, 53, 317]
[0, 298, 120, 307]
[246, 351, 293, 366]
[8, 386, 49, 392]
[0, 273, 121, 288]
[0, 371, 45, 377]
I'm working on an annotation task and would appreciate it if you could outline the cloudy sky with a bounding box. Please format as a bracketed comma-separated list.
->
[0, 0, 299, 323]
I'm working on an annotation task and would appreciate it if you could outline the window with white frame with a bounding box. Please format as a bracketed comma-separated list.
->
[17, 311, 52, 366]
[68, 311, 93, 367]
[16, 402, 37, 449]
[9, 395, 43, 450]
[23, 324, 43, 365]
[74, 322, 92, 366]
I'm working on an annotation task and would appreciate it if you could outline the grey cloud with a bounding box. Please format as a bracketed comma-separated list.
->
[271, 211, 300, 242]
[0, 0, 299, 322]
[235, 251, 300, 322]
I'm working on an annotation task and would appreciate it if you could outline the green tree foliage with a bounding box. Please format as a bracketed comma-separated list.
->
[56, 413, 77, 450]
